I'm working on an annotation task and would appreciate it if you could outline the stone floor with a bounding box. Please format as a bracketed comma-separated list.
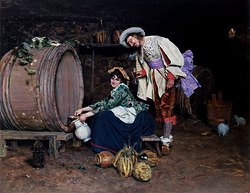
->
[0, 115, 249, 193]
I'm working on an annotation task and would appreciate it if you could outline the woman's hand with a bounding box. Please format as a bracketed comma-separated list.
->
[74, 106, 93, 116]
[79, 114, 87, 122]
[74, 108, 83, 116]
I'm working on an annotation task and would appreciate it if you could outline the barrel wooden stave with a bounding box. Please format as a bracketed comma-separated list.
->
[0, 44, 84, 131]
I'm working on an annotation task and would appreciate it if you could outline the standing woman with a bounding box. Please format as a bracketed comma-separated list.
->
[74, 67, 155, 154]
[119, 27, 199, 152]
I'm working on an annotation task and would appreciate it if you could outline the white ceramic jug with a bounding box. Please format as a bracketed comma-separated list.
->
[73, 119, 91, 142]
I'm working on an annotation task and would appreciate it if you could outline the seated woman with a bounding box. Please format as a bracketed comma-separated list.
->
[74, 67, 156, 154]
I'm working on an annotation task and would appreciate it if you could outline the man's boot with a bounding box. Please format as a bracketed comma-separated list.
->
[160, 121, 173, 143]
[163, 122, 172, 138]
[160, 121, 173, 155]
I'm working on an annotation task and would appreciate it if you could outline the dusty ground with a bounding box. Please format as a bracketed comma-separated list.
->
[1, 116, 250, 193]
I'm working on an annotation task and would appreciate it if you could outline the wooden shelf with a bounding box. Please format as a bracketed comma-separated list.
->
[80, 44, 123, 48]
[79, 43, 135, 55]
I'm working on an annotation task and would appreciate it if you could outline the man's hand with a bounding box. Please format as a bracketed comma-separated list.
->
[132, 68, 146, 78]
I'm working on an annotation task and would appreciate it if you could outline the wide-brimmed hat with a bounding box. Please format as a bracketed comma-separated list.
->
[119, 27, 145, 48]
[108, 67, 130, 80]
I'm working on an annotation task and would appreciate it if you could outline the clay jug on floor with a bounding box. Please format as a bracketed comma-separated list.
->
[95, 151, 114, 168]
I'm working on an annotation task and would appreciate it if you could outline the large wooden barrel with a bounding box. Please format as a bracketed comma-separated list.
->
[175, 66, 214, 120]
[0, 44, 84, 132]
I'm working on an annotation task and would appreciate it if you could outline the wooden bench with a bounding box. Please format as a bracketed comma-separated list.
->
[0, 130, 73, 158]
[141, 134, 162, 157]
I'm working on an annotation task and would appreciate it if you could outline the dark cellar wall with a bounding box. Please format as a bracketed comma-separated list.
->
[0, 0, 249, 120]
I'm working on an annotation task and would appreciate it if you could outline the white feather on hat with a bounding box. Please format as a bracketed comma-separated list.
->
[119, 27, 145, 48]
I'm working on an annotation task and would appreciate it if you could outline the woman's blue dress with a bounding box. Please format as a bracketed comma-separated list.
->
[90, 110, 155, 154]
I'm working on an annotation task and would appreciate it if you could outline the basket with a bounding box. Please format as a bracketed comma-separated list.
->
[206, 92, 232, 125]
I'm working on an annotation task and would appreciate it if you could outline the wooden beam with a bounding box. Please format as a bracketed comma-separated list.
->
[0, 131, 73, 141]
[0, 134, 7, 157]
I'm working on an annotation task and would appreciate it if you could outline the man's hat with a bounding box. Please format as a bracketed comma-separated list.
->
[119, 27, 145, 48]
